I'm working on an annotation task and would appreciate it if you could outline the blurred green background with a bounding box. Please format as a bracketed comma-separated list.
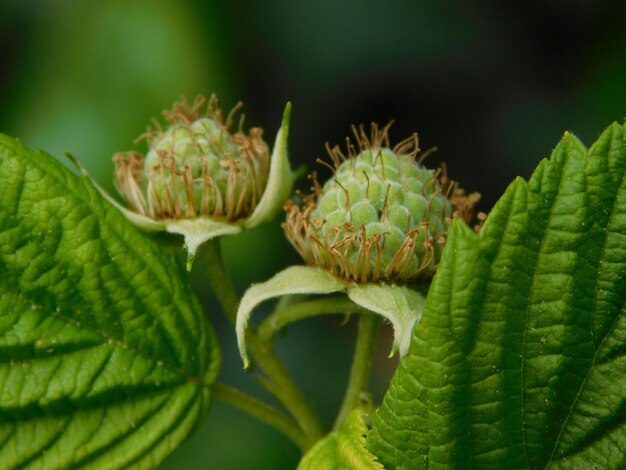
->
[2, 1, 626, 468]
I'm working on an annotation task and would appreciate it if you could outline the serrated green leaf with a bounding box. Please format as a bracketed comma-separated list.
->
[298, 409, 384, 470]
[368, 124, 626, 468]
[0, 135, 220, 469]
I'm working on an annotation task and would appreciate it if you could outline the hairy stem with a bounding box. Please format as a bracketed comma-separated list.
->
[334, 314, 379, 428]
[246, 334, 325, 448]
[203, 239, 325, 449]
[212, 383, 309, 451]
[203, 239, 239, 326]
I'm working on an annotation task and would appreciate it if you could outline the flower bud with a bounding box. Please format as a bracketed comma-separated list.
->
[110, 96, 293, 269]
[283, 123, 479, 283]
[114, 95, 269, 222]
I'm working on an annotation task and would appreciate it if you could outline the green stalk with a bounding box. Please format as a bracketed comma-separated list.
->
[258, 297, 368, 344]
[202, 239, 325, 449]
[212, 383, 308, 451]
[203, 239, 239, 326]
[333, 315, 379, 429]
[245, 334, 324, 448]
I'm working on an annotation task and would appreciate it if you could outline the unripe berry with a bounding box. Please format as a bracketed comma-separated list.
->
[114, 95, 269, 222]
[283, 123, 479, 284]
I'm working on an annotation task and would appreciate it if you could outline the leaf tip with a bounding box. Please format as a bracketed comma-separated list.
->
[63, 150, 84, 175]
[282, 101, 292, 130]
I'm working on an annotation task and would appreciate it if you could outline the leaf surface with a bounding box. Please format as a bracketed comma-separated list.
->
[0, 135, 220, 469]
[368, 124, 626, 468]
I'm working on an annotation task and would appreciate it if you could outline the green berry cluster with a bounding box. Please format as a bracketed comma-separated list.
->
[114, 95, 269, 221]
[284, 123, 478, 283]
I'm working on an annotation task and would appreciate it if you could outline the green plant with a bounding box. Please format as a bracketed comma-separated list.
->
[0, 96, 624, 469]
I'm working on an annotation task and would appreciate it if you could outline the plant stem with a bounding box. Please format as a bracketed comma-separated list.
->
[258, 297, 368, 344]
[333, 314, 379, 429]
[212, 382, 309, 451]
[202, 239, 325, 449]
[203, 239, 238, 326]
[246, 334, 325, 448]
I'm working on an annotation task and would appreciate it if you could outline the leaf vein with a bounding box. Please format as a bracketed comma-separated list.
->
[546, 157, 626, 465]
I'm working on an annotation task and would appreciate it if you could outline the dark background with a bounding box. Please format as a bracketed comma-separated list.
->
[2, 1, 625, 468]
